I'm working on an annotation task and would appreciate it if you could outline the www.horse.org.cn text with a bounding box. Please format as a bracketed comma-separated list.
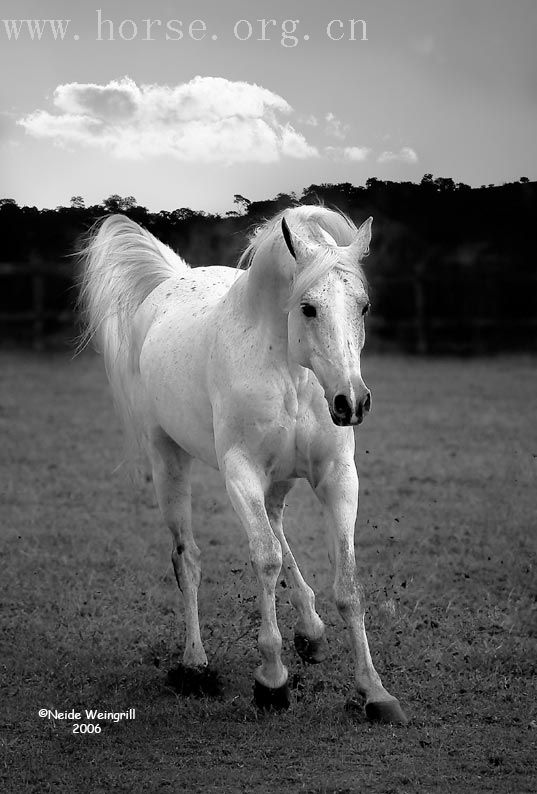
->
[1, 15, 368, 46]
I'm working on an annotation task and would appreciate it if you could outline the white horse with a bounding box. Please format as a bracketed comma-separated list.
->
[80, 205, 407, 723]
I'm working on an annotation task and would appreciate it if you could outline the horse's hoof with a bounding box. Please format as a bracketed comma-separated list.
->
[253, 679, 290, 712]
[166, 664, 222, 698]
[294, 632, 329, 664]
[365, 698, 408, 725]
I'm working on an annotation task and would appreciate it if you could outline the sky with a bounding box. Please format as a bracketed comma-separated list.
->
[1, 0, 536, 213]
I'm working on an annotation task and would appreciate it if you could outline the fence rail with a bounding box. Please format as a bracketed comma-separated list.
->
[0, 262, 75, 350]
[1, 261, 536, 353]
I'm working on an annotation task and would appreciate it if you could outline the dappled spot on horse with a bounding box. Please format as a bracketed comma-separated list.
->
[79, 205, 408, 724]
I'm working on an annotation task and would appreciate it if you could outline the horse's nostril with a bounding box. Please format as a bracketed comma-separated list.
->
[364, 391, 371, 412]
[333, 394, 350, 417]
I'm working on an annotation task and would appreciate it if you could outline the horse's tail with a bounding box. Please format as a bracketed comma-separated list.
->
[78, 214, 188, 460]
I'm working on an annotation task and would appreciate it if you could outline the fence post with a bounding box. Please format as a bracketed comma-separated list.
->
[32, 268, 45, 351]
[414, 261, 428, 354]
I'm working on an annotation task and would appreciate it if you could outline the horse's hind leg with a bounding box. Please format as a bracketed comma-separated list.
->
[266, 481, 328, 664]
[148, 430, 207, 670]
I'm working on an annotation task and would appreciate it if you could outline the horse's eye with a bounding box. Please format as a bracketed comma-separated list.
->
[361, 302, 371, 316]
[301, 304, 317, 318]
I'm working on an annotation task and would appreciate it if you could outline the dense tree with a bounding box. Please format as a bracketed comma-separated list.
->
[1, 178, 536, 351]
[233, 194, 251, 214]
[101, 194, 138, 213]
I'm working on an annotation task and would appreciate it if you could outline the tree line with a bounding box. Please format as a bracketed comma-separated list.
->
[1, 175, 536, 352]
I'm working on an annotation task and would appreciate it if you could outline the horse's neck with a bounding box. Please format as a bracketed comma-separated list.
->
[242, 241, 291, 346]
[228, 250, 305, 388]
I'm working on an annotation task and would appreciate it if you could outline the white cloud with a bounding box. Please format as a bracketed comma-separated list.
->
[18, 76, 320, 164]
[325, 111, 349, 140]
[325, 145, 371, 162]
[52, 79, 140, 120]
[377, 146, 418, 164]
[281, 125, 319, 159]
[343, 146, 371, 162]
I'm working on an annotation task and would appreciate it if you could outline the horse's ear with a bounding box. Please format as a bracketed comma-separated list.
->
[281, 217, 296, 259]
[348, 216, 373, 259]
[281, 216, 316, 263]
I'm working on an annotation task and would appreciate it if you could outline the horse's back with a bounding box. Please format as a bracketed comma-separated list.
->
[151, 265, 241, 312]
[135, 265, 243, 466]
[137, 264, 241, 340]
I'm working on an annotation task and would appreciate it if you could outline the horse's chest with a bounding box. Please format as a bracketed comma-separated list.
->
[252, 390, 319, 481]
[215, 363, 322, 480]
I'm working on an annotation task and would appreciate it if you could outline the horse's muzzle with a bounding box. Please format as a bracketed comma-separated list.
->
[330, 391, 371, 426]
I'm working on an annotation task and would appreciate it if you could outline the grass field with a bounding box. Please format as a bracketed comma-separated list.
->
[2, 350, 536, 793]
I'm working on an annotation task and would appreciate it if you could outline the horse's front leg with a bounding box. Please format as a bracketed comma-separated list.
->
[315, 458, 408, 724]
[224, 453, 289, 710]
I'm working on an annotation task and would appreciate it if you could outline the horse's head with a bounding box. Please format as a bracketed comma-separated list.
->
[282, 215, 372, 427]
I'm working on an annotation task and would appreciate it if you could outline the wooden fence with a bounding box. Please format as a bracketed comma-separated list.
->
[0, 262, 76, 351]
[1, 261, 536, 353]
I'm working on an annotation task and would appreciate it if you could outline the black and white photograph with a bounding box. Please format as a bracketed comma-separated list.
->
[1, 1, 536, 791]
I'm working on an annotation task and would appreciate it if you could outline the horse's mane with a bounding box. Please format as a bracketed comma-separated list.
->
[238, 205, 368, 309]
